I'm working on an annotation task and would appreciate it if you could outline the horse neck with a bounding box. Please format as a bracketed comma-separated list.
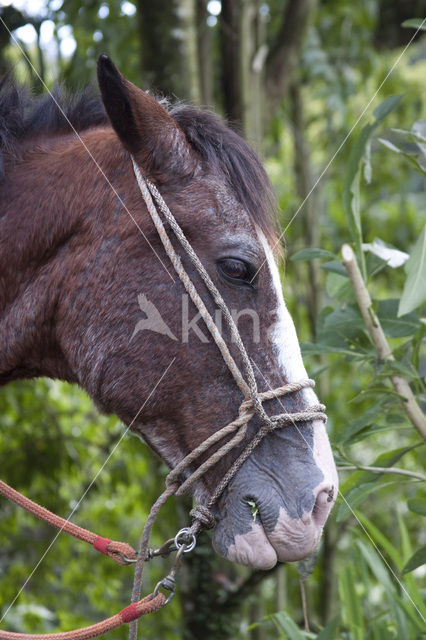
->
[0, 127, 122, 385]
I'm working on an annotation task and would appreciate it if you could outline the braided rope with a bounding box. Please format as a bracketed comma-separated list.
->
[0, 482, 136, 565]
[0, 593, 166, 640]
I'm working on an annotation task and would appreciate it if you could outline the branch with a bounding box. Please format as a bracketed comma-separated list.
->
[338, 465, 426, 482]
[342, 244, 426, 441]
[265, 0, 315, 122]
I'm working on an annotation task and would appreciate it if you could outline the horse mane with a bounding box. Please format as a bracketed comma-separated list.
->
[0, 77, 279, 242]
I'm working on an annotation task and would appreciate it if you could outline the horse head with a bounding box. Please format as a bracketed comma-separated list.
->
[0, 56, 337, 570]
[93, 56, 338, 568]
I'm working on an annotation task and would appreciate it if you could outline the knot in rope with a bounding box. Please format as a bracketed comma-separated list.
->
[190, 505, 216, 531]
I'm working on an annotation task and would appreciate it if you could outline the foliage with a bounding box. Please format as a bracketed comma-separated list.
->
[0, 2, 425, 639]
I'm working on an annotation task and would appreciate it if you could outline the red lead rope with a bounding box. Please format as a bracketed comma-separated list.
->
[0, 480, 166, 639]
[0, 480, 137, 564]
[0, 593, 166, 639]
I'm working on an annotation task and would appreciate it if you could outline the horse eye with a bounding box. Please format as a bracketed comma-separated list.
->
[217, 258, 253, 287]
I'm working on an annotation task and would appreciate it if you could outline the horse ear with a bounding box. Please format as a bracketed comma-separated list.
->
[97, 54, 196, 178]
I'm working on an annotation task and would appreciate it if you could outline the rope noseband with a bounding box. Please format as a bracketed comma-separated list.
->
[0, 158, 327, 640]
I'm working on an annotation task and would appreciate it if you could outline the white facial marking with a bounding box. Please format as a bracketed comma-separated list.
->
[257, 230, 338, 506]
[257, 231, 316, 404]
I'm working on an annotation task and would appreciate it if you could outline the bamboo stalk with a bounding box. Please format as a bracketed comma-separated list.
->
[341, 244, 426, 441]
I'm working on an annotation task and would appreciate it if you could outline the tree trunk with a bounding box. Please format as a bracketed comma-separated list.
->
[289, 79, 321, 335]
[265, 0, 315, 130]
[219, 0, 315, 145]
[219, 0, 267, 148]
[136, 0, 200, 101]
[196, 0, 213, 106]
[0, 6, 31, 77]
[219, 0, 244, 128]
[181, 0, 201, 103]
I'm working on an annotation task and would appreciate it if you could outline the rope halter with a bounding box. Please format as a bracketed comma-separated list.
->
[129, 157, 327, 638]
[0, 157, 328, 640]
[131, 157, 327, 516]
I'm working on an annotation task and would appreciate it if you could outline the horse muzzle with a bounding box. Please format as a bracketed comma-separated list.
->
[211, 417, 338, 569]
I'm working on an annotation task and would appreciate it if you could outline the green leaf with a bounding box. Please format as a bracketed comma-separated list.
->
[335, 403, 385, 444]
[400, 151, 426, 176]
[320, 261, 348, 276]
[398, 226, 426, 316]
[290, 248, 336, 261]
[360, 539, 387, 571]
[325, 272, 353, 302]
[386, 122, 426, 174]
[401, 18, 426, 30]
[272, 611, 307, 639]
[356, 541, 410, 637]
[377, 299, 421, 337]
[365, 251, 388, 278]
[343, 136, 369, 276]
[378, 137, 402, 153]
[354, 511, 402, 568]
[300, 342, 366, 357]
[338, 565, 364, 640]
[373, 95, 404, 121]
[315, 614, 340, 640]
[412, 119, 426, 142]
[343, 95, 403, 278]
[407, 498, 426, 516]
[397, 511, 413, 564]
[323, 305, 363, 330]
[377, 359, 417, 380]
[402, 546, 426, 574]
[336, 481, 397, 522]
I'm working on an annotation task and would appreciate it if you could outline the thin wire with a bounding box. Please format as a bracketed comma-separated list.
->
[0, 357, 176, 625]
[251, 17, 426, 283]
[250, 359, 425, 623]
[0, 16, 175, 283]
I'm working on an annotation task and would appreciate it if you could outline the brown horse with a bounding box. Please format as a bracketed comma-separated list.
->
[0, 55, 337, 570]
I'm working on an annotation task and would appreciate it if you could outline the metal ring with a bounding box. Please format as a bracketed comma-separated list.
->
[153, 580, 175, 605]
[174, 527, 197, 553]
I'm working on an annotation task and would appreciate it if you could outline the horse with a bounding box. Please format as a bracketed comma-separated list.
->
[0, 54, 337, 572]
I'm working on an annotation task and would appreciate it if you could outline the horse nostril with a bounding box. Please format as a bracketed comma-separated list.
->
[312, 485, 335, 527]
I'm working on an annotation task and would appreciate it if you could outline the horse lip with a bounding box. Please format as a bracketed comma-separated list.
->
[232, 517, 322, 566]
[225, 522, 278, 569]
[213, 497, 325, 568]
[263, 507, 323, 563]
